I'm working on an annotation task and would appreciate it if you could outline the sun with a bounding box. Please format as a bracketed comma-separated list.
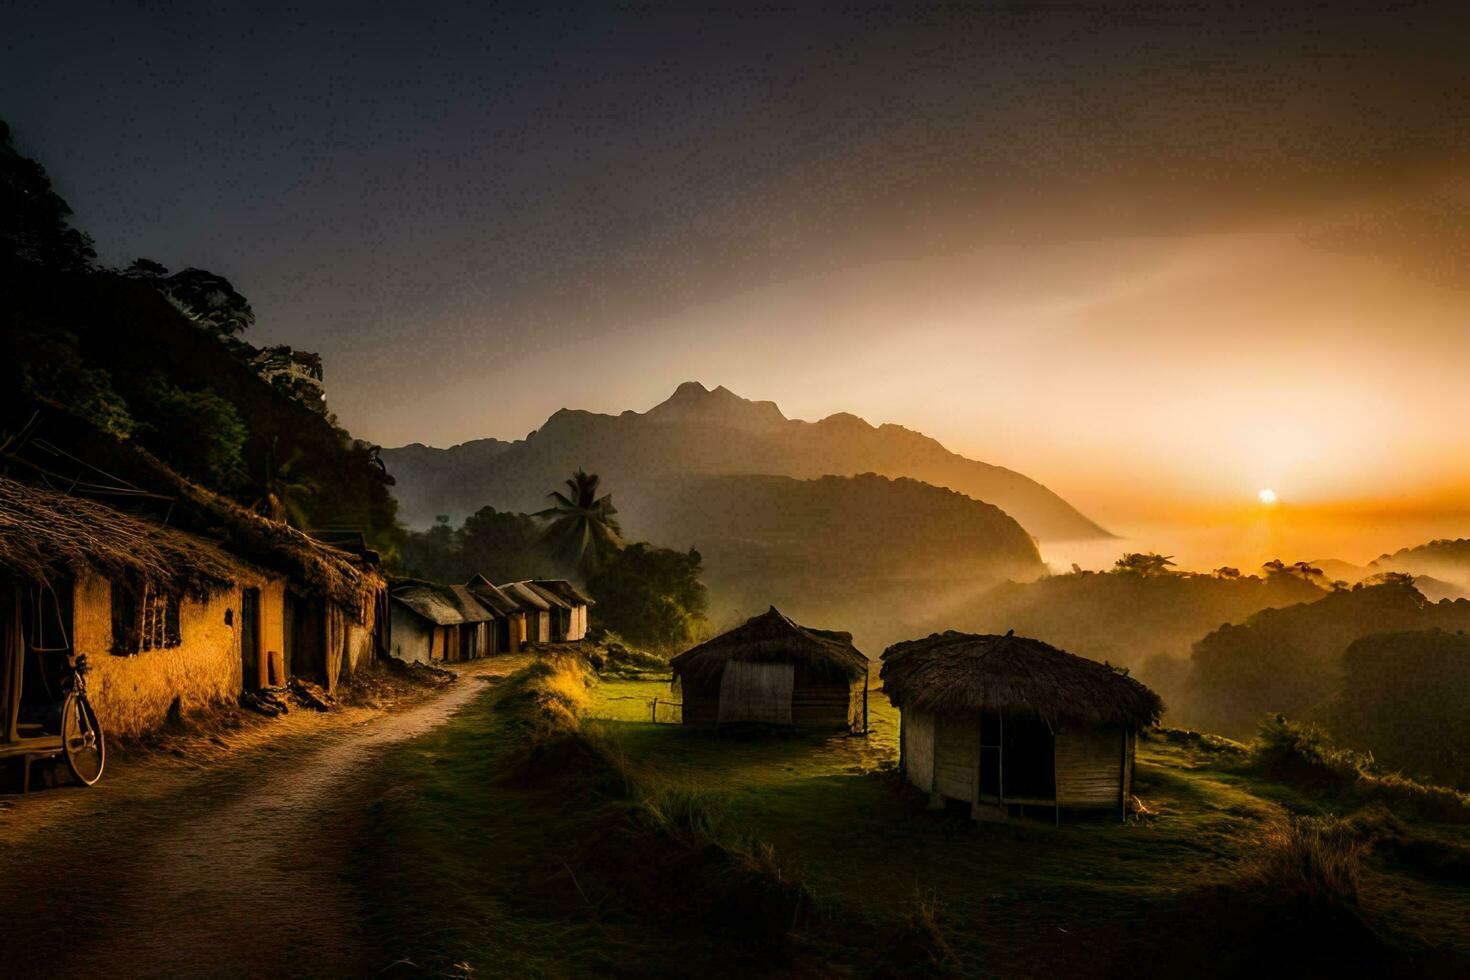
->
[1257, 488, 1278, 505]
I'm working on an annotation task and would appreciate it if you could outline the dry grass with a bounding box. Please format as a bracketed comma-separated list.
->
[1241, 816, 1364, 908]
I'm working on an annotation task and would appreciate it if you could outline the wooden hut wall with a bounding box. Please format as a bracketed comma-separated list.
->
[789, 665, 864, 730]
[933, 714, 981, 802]
[678, 673, 721, 725]
[717, 661, 794, 724]
[1055, 726, 1128, 807]
[902, 709, 936, 792]
[389, 603, 434, 664]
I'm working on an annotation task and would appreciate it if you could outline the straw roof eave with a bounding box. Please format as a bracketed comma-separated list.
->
[879, 631, 1163, 729]
[0, 475, 249, 597]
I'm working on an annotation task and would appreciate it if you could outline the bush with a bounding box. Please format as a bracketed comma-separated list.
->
[1252, 716, 1470, 823]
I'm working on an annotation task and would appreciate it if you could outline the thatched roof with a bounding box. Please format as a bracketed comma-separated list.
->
[465, 574, 524, 617]
[392, 582, 498, 626]
[0, 475, 251, 596]
[880, 631, 1162, 728]
[502, 581, 552, 613]
[670, 606, 867, 688]
[532, 579, 596, 607]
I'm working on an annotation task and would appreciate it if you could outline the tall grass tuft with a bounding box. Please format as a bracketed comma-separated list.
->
[1241, 816, 1363, 909]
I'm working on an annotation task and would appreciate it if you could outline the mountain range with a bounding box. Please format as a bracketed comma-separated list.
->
[381, 381, 1107, 542]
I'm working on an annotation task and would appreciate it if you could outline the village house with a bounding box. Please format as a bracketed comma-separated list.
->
[464, 574, 526, 654]
[501, 581, 554, 644]
[0, 474, 387, 766]
[530, 579, 595, 641]
[389, 581, 500, 663]
[670, 606, 869, 732]
[880, 631, 1162, 822]
[523, 581, 575, 642]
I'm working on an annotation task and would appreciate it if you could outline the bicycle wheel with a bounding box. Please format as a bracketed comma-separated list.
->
[61, 693, 106, 786]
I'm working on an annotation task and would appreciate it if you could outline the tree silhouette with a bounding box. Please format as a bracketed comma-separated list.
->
[1212, 566, 1242, 580]
[0, 119, 96, 271]
[253, 439, 319, 527]
[1113, 552, 1176, 576]
[535, 470, 623, 576]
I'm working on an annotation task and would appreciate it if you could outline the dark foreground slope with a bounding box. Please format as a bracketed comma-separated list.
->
[381, 381, 1108, 541]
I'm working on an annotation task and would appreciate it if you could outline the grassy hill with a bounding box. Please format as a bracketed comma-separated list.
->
[359, 656, 1470, 978]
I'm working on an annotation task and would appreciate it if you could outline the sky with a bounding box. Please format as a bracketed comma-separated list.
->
[5, 2, 1470, 535]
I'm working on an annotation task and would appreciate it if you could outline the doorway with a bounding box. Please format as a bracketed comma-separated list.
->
[240, 588, 261, 690]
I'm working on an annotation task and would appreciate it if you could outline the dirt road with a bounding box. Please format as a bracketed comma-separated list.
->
[0, 658, 525, 979]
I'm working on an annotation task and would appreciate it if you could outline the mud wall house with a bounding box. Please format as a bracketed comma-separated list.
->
[880, 632, 1163, 822]
[0, 477, 286, 740]
[465, 574, 525, 653]
[502, 582, 553, 644]
[389, 582, 499, 663]
[531, 579, 595, 641]
[670, 606, 869, 732]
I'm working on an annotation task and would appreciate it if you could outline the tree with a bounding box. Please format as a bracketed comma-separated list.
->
[1212, 566, 1242, 580]
[124, 257, 169, 279]
[587, 544, 708, 651]
[1113, 552, 1177, 577]
[535, 470, 623, 576]
[137, 378, 249, 489]
[0, 120, 96, 272]
[1290, 561, 1326, 588]
[158, 267, 255, 336]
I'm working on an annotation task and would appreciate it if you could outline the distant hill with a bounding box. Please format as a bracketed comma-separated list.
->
[962, 569, 1326, 709]
[621, 472, 1046, 654]
[1183, 581, 1470, 739]
[380, 382, 1108, 541]
[1369, 539, 1470, 597]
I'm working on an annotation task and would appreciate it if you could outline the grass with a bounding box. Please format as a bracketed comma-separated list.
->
[363, 666, 1470, 977]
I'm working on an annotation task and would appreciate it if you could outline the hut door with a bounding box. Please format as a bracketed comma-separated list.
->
[240, 588, 261, 690]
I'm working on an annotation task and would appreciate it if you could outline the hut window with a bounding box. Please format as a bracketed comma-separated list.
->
[112, 583, 182, 655]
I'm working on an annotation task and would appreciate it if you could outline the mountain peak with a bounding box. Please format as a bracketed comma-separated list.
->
[646, 381, 787, 431]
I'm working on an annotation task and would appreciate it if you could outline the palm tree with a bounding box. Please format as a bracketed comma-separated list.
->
[535, 470, 623, 575]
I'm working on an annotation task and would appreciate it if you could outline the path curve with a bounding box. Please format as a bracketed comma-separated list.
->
[0, 660, 521, 979]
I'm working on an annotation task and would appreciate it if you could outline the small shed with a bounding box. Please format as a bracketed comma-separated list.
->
[390, 582, 497, 663]
[501, 582, 553, 644]
[465, 574, 525, 653]
[670, 606, 868, 732]
[880, 631, 1162, 822]
[524, 582, 575, 641]
[531, 579, 595, 641]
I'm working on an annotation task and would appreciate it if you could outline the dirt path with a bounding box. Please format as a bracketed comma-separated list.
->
[0, 658, 526, 979]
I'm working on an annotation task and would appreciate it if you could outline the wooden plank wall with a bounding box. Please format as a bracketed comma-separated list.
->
[790, 679, 860, 730]
[903, 710, 935, 792]
[934, 713, 980, 801]
[1055, 725, 1125, 807]
[718, 661, 794, 723]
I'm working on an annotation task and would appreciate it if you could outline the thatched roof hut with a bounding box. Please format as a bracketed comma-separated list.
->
[531, 579, 594, 641]
[881, 631, 1161, 822]
[670, 606, 868, 731]
[389, 582, 499, 663]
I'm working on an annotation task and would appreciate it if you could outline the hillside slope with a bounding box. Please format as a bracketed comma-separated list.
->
[621, 472, 1046, 653]
[380, 381, 1107, 540]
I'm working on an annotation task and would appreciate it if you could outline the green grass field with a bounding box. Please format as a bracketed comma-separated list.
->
[363, 665, 1470, 978]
